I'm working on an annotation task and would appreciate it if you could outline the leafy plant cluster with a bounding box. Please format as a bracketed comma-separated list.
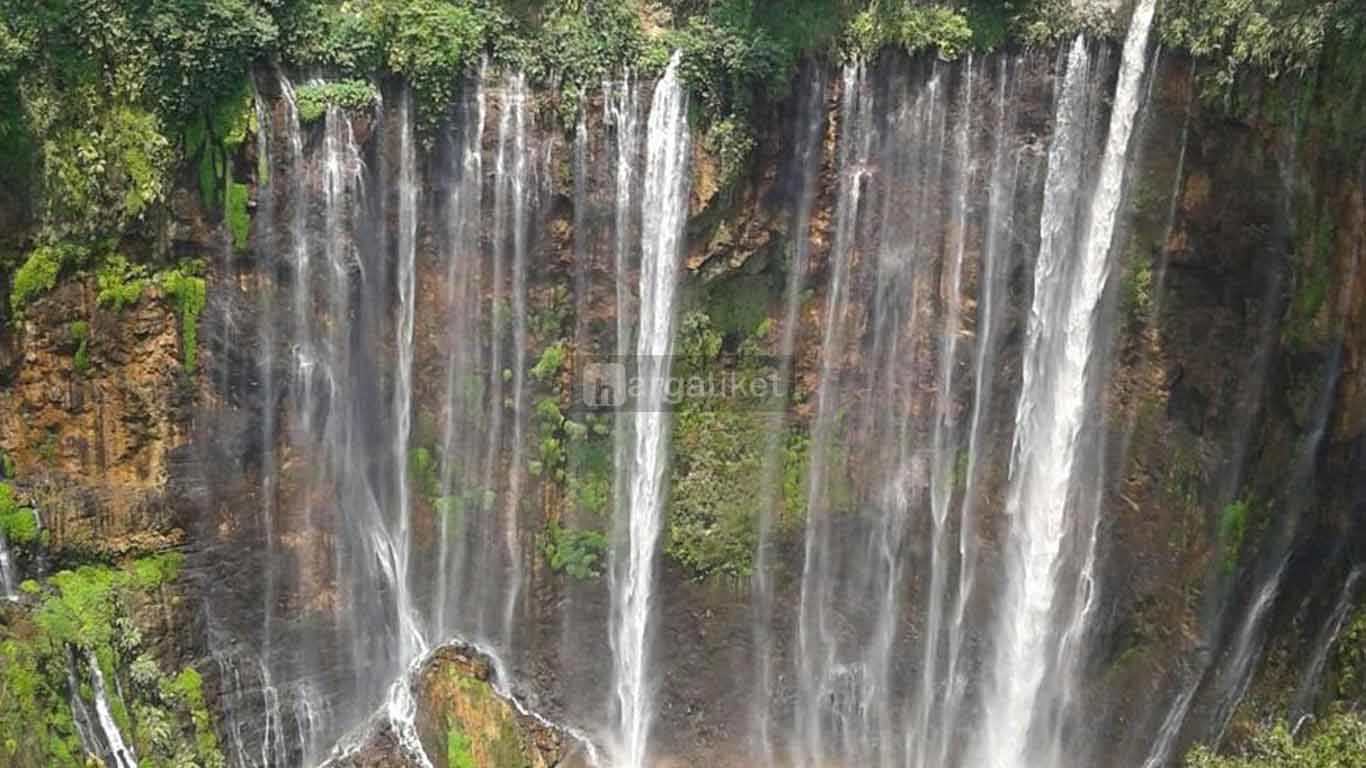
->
[294, 79, 379, 124]
[1184, 712, 1366, 767]
[1, 553, 225, 768]
[157, 263, 208, 373]
[1, 0, 276, 243]
[0, 482, 40, 549]
[1160, 0, 1361, 105]
[542, 521, 609, 579]
[843, 2, 973, 60]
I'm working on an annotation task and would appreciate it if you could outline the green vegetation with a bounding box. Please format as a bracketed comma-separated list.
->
[531, 341, 567, 384]
[1337, 609, 1365, 700]
[69, 320, 90, 375]
[844, 3, 972, 59]
[294, 79, 379, 124]
[0, 482, 39, 547]
[446, 716, 477, 768]
[96, 254, 151, 310]
[1217, 498, 1250, 573]
[1184, 712, 1366, 767]
[664, 310, 823, 579]
[9, 243, 86, 315]
[1, 555, 222, 767]
[542, 522, 608, 579]
[157, 263, 207, 373]
[1160, 0, 1359, 105]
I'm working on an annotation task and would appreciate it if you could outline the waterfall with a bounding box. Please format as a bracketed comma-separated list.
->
[913, 56, 973, 768]
[794, 61, 875, 768]
[1292, 566, 1364, 725]
[88, 652, 138, 768]
[0, 532, 15, 599]
[937, 55, 1023, 768]
[977, 0, 1156, 762]
[610, 51, 689, 768]
[750, 63, 825, 761]
[502, 72, 531, 652]
[607, 72, 641, 669]
[434, 72, 486, 639]
[392, 85, 427, 666]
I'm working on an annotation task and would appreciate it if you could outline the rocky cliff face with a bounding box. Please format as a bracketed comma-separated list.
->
[0, 40, 1362, 768]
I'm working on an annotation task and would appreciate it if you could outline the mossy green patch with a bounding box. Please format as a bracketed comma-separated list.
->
[0, 483, 39, 547]
[157, 264, 207, 373]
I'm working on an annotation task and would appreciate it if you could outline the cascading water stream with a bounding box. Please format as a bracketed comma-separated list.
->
[0, 531, 15, 600]
[976, 0, 1156, 761]
[502, 73, 531, 652]
[610, 51, 689, 768]
[88, 652, 138, 768]
[749, 63, 825, 761]
[794, 61, 875, 768]
[392, 86, 427, 669]
[937, 56, 1023, 768]
[913, 57, 973, 768]
[434, 72, 486, 640]
[1291, 566, 1364, 727]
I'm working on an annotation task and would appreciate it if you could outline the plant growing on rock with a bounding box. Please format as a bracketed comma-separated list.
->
[542, 521, 608, 579]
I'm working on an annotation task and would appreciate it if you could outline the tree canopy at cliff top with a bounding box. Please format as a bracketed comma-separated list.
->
[1, 0, 1362, 308]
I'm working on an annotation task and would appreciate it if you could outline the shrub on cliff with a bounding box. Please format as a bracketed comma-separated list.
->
[1184, 712, 1366, 767]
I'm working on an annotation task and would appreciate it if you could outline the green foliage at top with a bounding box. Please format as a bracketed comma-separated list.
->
[39, 104, 174, 242]
[1160, 0, 1359, 104]
[381, 0, 501, 136]
[0, 482, 38, 547]
[280, 0, 502, 136]
[294, 79, 379, 124]
[534, 0, 646, 122]
[844, 2, 973, 60]
[1184, 712, 1366, 767]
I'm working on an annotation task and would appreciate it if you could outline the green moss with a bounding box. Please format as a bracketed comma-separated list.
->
[95, 254, 150, 311]
[704, 275, 772, 339]
[226, 181, 251, 251]
[1122, 252, 1154, 330]
[69, 320, 90, 375]
[0, 483, 39, 547]
[130, 553, 184, 589]
[410, 445, 442, 501]
[10, 243, 86, 315]
[566, 433, 613, 516]
[1336, 609, 1366, 700]
[446, 717, 476, 768]
[156, 264, 207, 373]
[1218, 498, 1250, 574]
